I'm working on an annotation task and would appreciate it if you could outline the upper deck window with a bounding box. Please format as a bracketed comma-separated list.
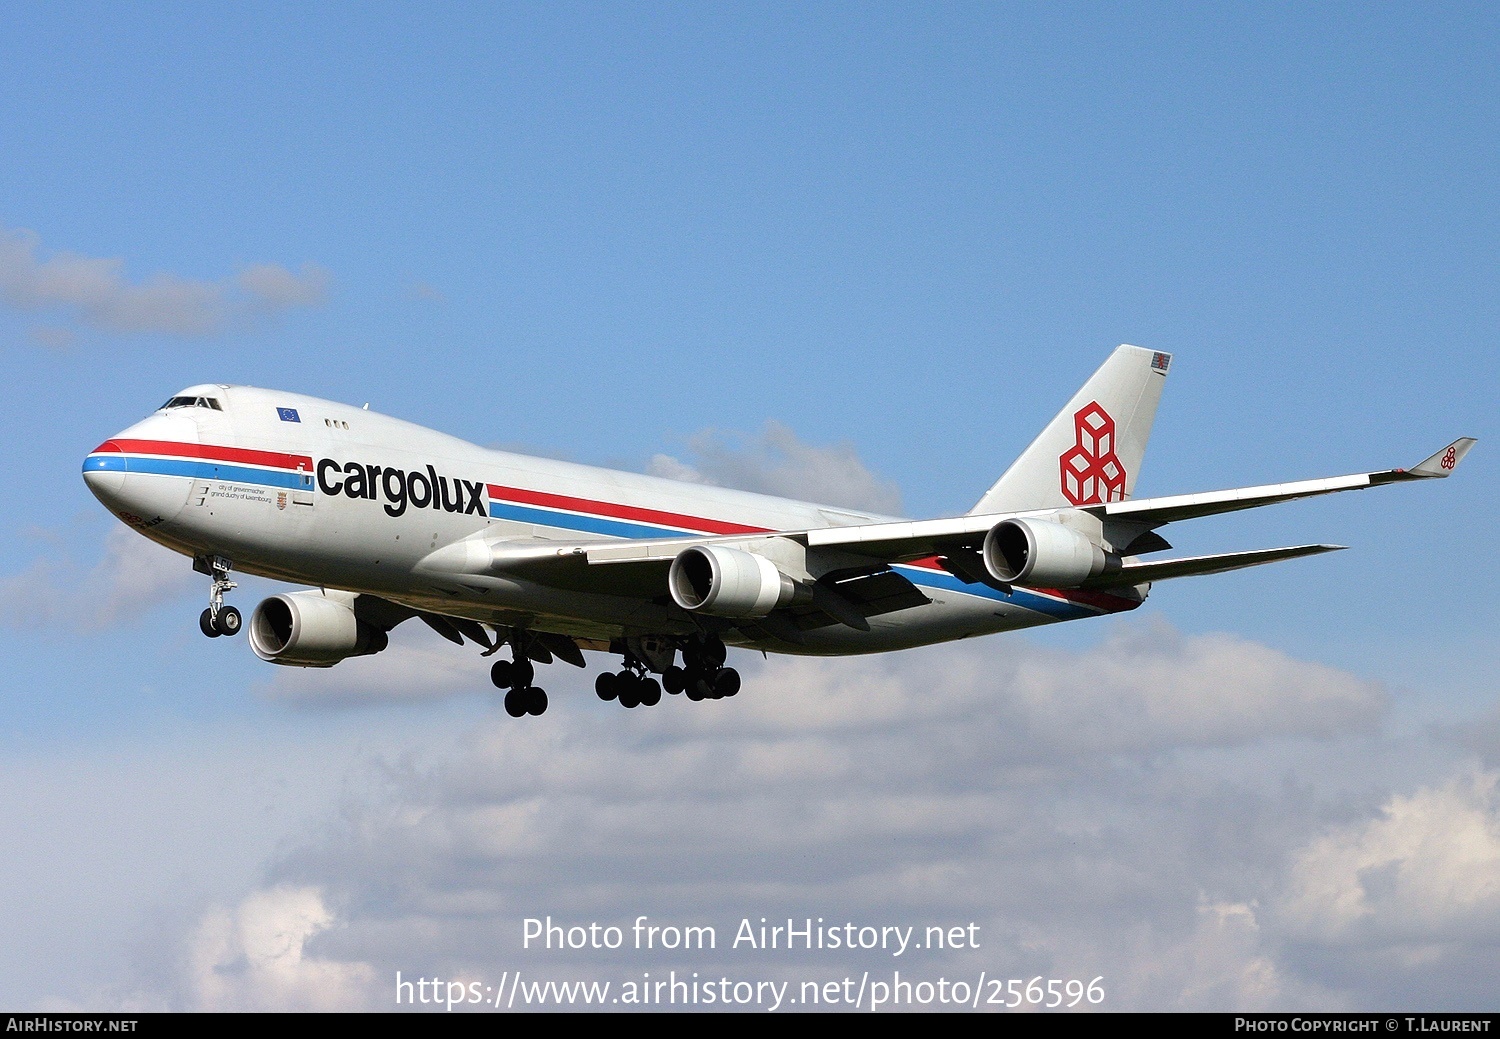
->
[158, 396, 222, 412]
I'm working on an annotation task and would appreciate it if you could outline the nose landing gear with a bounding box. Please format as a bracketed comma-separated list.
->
[196, 555, 241, 637]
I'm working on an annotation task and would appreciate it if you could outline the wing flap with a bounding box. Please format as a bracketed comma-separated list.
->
[1083, 544, 1345, 589]
[830, 569, 932, 615]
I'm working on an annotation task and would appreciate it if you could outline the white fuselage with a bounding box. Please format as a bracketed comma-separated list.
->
[82, 385, 1139, 656]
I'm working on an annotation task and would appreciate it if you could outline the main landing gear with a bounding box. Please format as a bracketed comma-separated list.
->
[196, 556, 241, 638]
[672, 634, 741, 702]
[593, 657, 662, 709]
[593, 635, 740, 709]
[490, 638, 548, 717]
[487, 632, 742, 718]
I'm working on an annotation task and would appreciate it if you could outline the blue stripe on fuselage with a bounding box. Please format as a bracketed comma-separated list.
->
[894, 564, 1099, 620]
[85, 454, 313, 490]
[487, 500, 695, 540]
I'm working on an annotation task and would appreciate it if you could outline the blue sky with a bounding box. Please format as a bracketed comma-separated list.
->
[1, 2, 1496, 1011]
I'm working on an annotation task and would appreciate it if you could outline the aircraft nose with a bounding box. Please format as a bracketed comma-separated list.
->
[82, 438, 191, 525]
[82, 440, 128, 499]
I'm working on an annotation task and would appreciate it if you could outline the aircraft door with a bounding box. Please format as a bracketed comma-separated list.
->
[293, 462, 314, 506]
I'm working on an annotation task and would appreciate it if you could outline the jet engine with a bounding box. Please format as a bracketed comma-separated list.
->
[982, 518, 1118, 588]
[668, 545, 798, 618]
[248, 590, 389, 667]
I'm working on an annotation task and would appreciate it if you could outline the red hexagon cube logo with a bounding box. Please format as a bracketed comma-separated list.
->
[1059, 401, 1127, 505]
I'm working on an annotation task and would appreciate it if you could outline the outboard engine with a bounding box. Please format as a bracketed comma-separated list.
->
[982, 518, 1119, 588]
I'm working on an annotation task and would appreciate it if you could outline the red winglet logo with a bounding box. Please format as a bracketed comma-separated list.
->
[1060, 402, 1127, 505]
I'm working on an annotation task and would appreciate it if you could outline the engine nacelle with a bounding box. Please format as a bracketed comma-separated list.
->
[982, 518, 1116, 588]
[668, 545, 796, 618]
[248, 590, 389, 667]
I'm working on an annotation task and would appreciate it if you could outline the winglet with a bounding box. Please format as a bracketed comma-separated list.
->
[1408, 438, 1477, 478]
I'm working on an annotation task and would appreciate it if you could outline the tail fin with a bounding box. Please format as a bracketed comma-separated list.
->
[970, 345, 1170, 515]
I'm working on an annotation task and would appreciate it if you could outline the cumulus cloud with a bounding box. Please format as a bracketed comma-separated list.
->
[181, 886, 374, 1011]
[1263, 770, 1500, 1007]
[0, 227, 328, 338]
[111, 620, 1482, 1011]
[236, 263, 329, 309]
[252, 619, 1387, 756]
[1438, 701, 1500, 770]
[0, 524, 196, 630]
[648, 420, 904, 515]
[1279, 770, 1500, 945]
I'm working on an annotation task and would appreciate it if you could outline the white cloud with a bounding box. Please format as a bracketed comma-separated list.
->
[648, 420, 904, 514]
[236, 262, 330, 309]
[1279, 769, 1500, 945]
[249, 619, 1386, 756]
[183, 886, 374, 1011]
[691, 619, 1387, 756]
[0, 524, 196, 630]
[1044, 899, 1337, 1012]
[96, 621, 1455, 1011]
[0, 227, 327, 338]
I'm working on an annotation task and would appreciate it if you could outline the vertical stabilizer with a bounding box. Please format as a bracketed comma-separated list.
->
[970, 345, 1170, 515]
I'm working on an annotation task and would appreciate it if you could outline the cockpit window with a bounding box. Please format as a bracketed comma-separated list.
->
[158, 396, 222, 412]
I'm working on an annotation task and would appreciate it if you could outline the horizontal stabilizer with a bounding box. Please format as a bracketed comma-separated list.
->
[1084, 544, 1345, 589]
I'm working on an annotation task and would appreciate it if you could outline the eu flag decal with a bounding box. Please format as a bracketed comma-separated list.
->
[277, 407, 301, 423]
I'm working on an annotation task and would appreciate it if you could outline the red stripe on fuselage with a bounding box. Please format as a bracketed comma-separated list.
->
[92, 439, 313, 472]
[485, 483, 770, 536]
[1035, 586, 1142, 612]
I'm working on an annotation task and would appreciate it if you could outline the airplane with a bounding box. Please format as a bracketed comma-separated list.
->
[81, 345, 1474, 718]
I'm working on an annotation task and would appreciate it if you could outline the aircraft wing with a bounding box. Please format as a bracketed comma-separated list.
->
[423, 439, 1473, 604]
[798, 437, 1477, 560]
[1077, 437, 1478, 526]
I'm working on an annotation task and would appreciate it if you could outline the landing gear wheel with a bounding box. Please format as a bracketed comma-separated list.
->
[616, 671, 640, 709]
[199, 556, 237, 640]
[639, 677, 662, 707]
[525, 687, 548, 716]
[512, 657, 535, 687]
[686, 673, 711, 701]
[702, 637, 727, 670]
[214, 605, 241, 637]
[503, 688, 528, 718]
[715, 667, 740, 698]
[595, 672, 618, 701]
[662, 666, 686, 694]
[490, 659, 513, 689]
